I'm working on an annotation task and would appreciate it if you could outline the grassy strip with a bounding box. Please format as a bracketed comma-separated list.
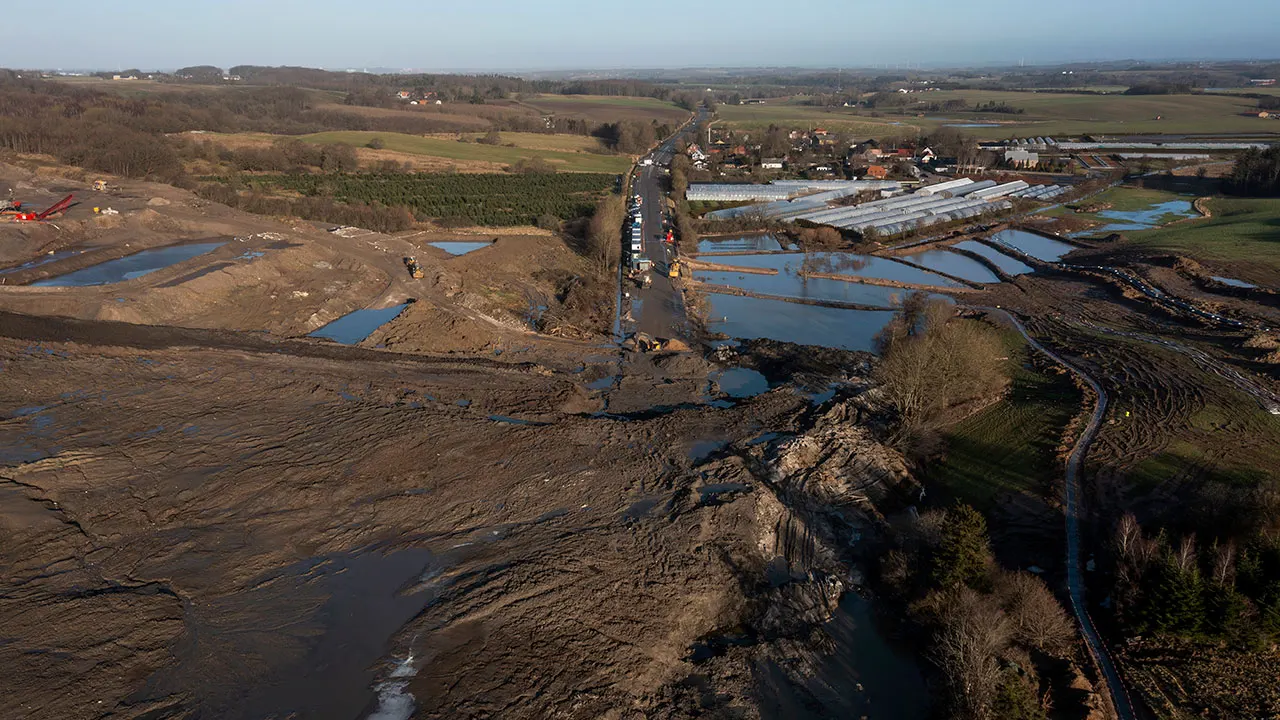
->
[925, 332, 1081, 511]
[1126, 197, 1280, 271]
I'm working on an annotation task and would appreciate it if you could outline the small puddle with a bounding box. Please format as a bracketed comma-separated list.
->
[587, 376, 616, 391]
[943, 123, 1000, 127]
[309, 303, 409, 345]
[747, 432, 782, 446]
[991, 229, 1077, 262]
[689, 440, 728, 462]
[429, 241, 491, 256]
[705, 293, 896, 353]
[623, 497, 663, 521]
[709, 368, 769, 398]
[697, 234, 785, 253]
[952, 240, 1034, 275]
[897, 249, 1000, 284]
[30, 242, 225, 286]
[1211, 276, 1257, 289]
[697, 482, 751, 504]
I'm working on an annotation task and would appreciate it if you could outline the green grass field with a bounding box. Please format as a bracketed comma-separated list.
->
[925, 332, 1081, 510]
[1125, 197, 1280, 278]
[298, 130, 632, 173]
[716, 91, 1280, 139]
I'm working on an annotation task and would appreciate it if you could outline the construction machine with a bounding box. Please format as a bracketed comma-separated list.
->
[12, 194, 75, 222]
[667, 260, 681, 279]
[403, 257, 425, 279]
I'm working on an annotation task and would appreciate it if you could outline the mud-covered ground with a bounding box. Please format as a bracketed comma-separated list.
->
[0, 311, 932, 719]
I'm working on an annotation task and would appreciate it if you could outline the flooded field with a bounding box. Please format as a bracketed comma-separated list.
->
[29, 242, 225, 286]
[991, 229, 1078, 262]
[952, 240, 1035, 275]
[704, 252, 961, 288]
[1093, 199, 1198, 233]
[429, 241, 492, 256]
[704, 293, 894, 352]
[309, 303, 409, 344]
[694, 269, 912, 307]
[697, 234, 786, 254]
[897, 249, 1001, 283]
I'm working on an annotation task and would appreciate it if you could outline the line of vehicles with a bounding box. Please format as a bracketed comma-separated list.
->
[624, 190, 679, 288]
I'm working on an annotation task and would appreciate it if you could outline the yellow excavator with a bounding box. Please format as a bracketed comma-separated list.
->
[667, 260, 680, 279]
[403, 257, 424, 279]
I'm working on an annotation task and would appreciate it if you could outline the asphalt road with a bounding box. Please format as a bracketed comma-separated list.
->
[632, 109, 708, 339]
[979, 307, 1138, 720]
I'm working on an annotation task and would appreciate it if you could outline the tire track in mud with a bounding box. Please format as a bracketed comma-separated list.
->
[975, 307, 1138, 720]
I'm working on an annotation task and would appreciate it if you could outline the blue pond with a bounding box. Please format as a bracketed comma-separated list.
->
[697, 234, 785, 254]
[309, 303, 409, 345]
[897, 249, 1001, 284]
[991, 230, 1078, 262]
[705, 293, 895, 353]
[31, 242, 225, 287]
[952, 241, 1035, 276]
[430, 241, 491, 256]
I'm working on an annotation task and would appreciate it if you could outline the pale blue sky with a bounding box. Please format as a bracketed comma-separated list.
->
[4, 0, 1275, 71]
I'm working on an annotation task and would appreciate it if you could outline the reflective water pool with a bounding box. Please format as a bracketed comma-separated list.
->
[30, 242, 225, 286]
[697, 234, 785, 253]
[952, 241, 1035, 276]
[991, 230, 1078, 262]
[309, 303, 409, 345]
[705, 293, 895, 352]
[897, 249, 1001, 283]
[705, 252, 961, 288]
[430, 241, 491, 256]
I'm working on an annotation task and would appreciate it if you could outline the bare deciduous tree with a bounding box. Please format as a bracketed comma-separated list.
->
[995, 572, 1076, 656]
[930, 587, 1012, 718]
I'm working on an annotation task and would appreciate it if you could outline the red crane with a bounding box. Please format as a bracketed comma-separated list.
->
[12, 194, 75, 222]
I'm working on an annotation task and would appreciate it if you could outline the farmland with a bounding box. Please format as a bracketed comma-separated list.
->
[242, 172, 616, 226]
[519, 94, 690, 125]
[717, 90, 1280, 139]
[298, 131, 632, 173]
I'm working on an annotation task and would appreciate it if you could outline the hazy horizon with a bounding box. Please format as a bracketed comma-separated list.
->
[3, 0, 1276, 73]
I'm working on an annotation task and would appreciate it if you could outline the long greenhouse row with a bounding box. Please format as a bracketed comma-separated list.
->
[687, 180, 901, 203]
[1008, 184, 1066, 200]
[786, 192, 1013, 235]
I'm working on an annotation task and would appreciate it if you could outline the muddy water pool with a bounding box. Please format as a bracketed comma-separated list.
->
[30, 242, 225, 286]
